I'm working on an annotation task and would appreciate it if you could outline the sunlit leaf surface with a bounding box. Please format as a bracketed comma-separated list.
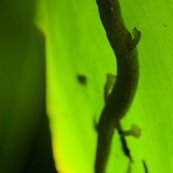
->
[37, 0, 173, 172]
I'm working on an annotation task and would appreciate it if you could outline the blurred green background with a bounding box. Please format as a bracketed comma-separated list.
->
[1, 0, 173, 173]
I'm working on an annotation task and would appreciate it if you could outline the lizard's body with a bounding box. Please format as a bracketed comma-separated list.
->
[95, 0, 141, 172]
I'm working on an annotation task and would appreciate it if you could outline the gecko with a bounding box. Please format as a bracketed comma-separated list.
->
[95, 0, 141, 172]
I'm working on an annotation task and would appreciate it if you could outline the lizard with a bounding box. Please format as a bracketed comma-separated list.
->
[95, 0, 141, 172]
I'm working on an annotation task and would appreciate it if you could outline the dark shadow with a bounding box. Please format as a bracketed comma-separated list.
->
[22, 112, 58, 173]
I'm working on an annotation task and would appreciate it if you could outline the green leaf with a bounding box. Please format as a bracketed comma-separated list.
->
[0, 0, 47, 172]
[36, 0, 173, 172]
